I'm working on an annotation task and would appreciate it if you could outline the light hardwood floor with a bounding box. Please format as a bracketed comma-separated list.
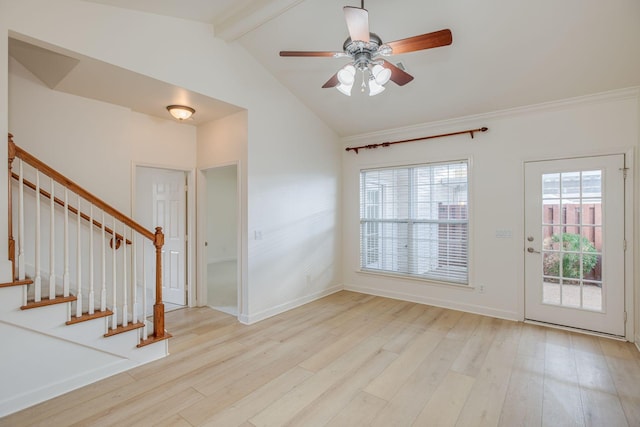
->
[3, 291, 640, 426]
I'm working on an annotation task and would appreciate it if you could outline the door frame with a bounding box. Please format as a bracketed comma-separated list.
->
[132, 162, 196, 308]
[196, 160, 244, 320]
[521, 148, 634, 342]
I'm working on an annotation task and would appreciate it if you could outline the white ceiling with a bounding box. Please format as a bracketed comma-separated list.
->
[43, 1, 640, 136]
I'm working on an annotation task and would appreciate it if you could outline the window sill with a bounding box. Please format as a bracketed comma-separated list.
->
[356, 269, 475, 291]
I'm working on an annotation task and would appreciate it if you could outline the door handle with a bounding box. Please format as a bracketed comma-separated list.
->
[527, 247, 540, 254]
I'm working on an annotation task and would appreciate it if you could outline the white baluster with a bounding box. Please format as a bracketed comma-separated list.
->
[76, 194, 82, 318]
[17, 160, 25, 280]
[101, 212, 107, 312]
[34, 172, 41, 303]
[89, 205, 95, 315]
[49, 178, 55, 300]
[122, 225, 128, 327]
[63, 189, 69, 297]
[132, 233, 138, 324]
[112, 217, 118, 331]
[142, 240, 148, 341]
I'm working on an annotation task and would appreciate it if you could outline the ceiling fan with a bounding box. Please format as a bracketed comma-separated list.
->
[279, 1, 452, 96]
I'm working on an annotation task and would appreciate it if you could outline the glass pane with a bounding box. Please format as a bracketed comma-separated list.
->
[582, 170, 602, 198]
[542, 226, 561, 250]
[561, 172, 581, 198]
[561, 279, 581, 308]
[542, 173, 560, 198]
[543, 279, 560, 305]
[542, 201, 561, 225]
[543, 251, 561, 278]
[584, 254, 602, 282]
[582, 281, 602, 311]
[582, 200, 602, 226]
[580, 226, 599, 251]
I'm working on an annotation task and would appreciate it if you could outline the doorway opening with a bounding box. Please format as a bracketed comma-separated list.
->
[202, 164, 239, 316]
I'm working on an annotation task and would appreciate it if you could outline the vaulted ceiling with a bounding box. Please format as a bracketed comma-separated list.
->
[77, 1, 640, 136]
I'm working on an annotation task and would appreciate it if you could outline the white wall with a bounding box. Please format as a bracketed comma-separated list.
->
[8, 56, 197, 214]
[2, 0, 343, 324]
[343, 90, 639, 340]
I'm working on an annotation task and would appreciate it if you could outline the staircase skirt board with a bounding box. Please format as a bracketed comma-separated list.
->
[20, 295, 77, 310]
[104, 322, 145, 337]
[66, 309, 113, 325]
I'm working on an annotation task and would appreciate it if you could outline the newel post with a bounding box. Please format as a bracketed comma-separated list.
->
[153, 226, 165, 338]
[7, 134, 15, 280]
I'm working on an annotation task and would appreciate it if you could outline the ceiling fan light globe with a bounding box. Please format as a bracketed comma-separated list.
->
[337, 64, 356, 85]
[372, 64, 392, 86]
[368, 78, 385, 96]
[336, 83, 353, 96]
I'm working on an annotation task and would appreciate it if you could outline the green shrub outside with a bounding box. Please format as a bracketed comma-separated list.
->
[543, 233, 598, 279]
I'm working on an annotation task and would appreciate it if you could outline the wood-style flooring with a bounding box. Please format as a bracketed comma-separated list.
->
[2, 291, 640, 426]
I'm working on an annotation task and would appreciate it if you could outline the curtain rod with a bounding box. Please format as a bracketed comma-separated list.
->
[345, 126, 488, 154]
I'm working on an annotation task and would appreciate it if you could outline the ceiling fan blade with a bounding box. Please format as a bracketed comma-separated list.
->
[387, 29, 452, 55]
[280, 51, 340, 57]
[322, 72, 340, 88]
[382, 60, 414, 86]
[344, 6, 370, 43]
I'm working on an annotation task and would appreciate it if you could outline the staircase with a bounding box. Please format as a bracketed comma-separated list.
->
[1, 134, 171, 416]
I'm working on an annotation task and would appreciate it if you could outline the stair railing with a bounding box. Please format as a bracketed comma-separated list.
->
[7, 133, 167, 345]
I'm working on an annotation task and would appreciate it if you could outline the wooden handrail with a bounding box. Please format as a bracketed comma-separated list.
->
[11, 172, 132, 245]
[10, 139, 154, 242]
[8, 134, 166, 342]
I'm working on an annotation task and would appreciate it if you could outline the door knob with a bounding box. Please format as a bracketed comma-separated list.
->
[527, 247, 540, 254]
[527, 236, 534, 242]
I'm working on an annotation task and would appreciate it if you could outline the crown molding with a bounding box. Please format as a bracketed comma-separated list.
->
[342, 87, 640, 145]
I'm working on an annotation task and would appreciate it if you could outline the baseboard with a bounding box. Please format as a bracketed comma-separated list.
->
[0, 358, 136, 417]
[344, 283, 519, 322]
[636, 334, 640, 353]
[239, 284, 343, 325]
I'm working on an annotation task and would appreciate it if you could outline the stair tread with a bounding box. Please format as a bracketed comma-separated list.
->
[137, 332, 172, 348]
[66, 309, 114, 325]
[104, 322, 145, 337]
[21, 295, 77, 310]
[0, 279, 34, 288]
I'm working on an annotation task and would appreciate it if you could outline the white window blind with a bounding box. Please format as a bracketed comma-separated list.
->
[360, 161, 469, 284]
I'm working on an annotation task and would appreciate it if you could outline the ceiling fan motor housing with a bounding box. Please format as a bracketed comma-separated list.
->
[344, 33, 384, 70]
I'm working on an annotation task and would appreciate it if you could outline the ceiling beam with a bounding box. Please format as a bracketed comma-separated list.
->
[214, 0, 305, 42]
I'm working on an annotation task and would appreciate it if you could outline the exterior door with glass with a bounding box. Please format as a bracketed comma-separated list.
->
[524, 155, 625, 336]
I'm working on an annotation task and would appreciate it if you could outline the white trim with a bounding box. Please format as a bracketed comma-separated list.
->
[624, 148, 635, 342]
[344, 283, 519, 322]
[239, 285, 343, 325]
[524, 319, 626, 341]
[342, 87, 640, 144]
[197, 161, 244, 321]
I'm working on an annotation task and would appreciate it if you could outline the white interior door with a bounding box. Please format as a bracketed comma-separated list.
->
[524, 155, 625, 336]
[136, 167, 187, 307]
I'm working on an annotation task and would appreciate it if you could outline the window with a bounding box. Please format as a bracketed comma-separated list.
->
[360, 161, 469, 284]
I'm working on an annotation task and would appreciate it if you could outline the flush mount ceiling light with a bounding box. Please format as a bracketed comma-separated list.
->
[166, 105, 195, 120]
